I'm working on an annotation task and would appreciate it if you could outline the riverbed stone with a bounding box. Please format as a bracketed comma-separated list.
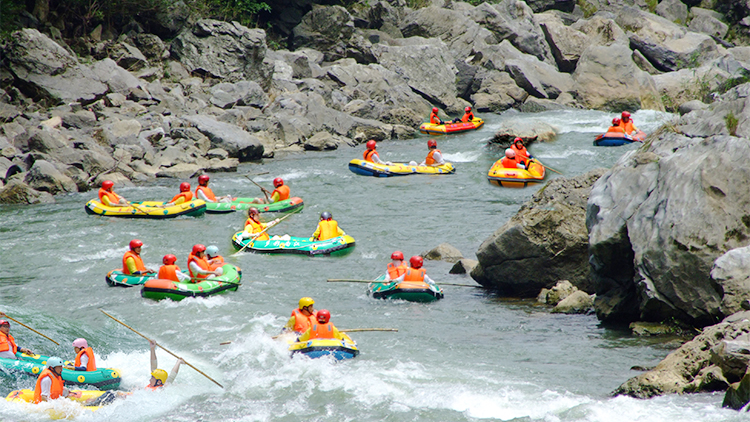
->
[450, 259, 479, 275]
[490, 118, 557, 144]
[183, 115, 263, 162]
[0, 180, 54, 204]
[552, 290, 594, 314]
[423, 243, 463, 263]
[24, 159, 77, 194]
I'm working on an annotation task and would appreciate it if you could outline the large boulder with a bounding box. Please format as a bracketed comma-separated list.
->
[490, 117, 558, 144]
[23, 159, 77, 194]
[183, 115, 264, 161]
[292, 5, 355, 62]
[711, 246, 750, 317]
[470, 70, 527, 112]
[471, 169, 606, 296]
[537, 12, 588, 73]
[0, 180, 54, 204]
[171, 19, 273, 89]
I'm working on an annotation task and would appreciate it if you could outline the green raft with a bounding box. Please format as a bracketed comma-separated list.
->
[140, 264, 241, 301]
[0, 352, 121, 390]
[368, 274, 444, 302]
[205, 197, 304, 214]
[231, 232, 355, 256]
[105, 269, 155, 287]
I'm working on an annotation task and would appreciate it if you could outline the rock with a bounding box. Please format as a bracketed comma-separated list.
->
[0, 103, 20, 123]
[688, 11, 729, 39]
[303, 132, 353, 151]
[26, 127, 68, 153]
[678, 99, 709, 115]
[207, 157, 239, 172]
[537, 12, 588, 73]
[133, 34, 170, 61]
[171, 19, 272, 89]
[552, 290, 594, 314]
[505, 56, 573, 99]
[108, 42, 149, 71]
[472, 169, 607, 295]
[183, 115, 263, 161]
[655, 0, 688, 25]
[470, 70, 527, 112]
[59, 109, 97, 129]
[490, 117, 558, 144]
[614, 311, 750, 398]
[632, 49, 662, 75]
[89, 58, 146, 96]
[209, 81, 268, 109]
[23, 159, 77, 194]
[0, 180, 54, 204]
[629, 322, 675, 336]
[712, 334, 750, 382]
[292, 5, 355, 62]
[450, 258, 479, 275]
[520, 97, 571, 112]
[544, 280, 577, 305]
[156, 163, 201, 179]
[422, 243, 463, 263]
[39, 116, 62, 129]
[523, 0, 576, 13]
[724, 370, 750, 410]
[711, 246, 750, 317]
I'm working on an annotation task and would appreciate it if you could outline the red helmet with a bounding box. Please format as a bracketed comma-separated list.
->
[409, 256, 423, 269]
[366, 140, 376, 150]
[513, 137, 523, 144]
[391, 251, 404, 260]
[621, 111, 631, 118]
[129, 239, 143, 250]
[163, 254, 177, 265]
[465, 106, 472, 112]
[192, 244, 206, 254]
[612, 117, 621, 125]
[0, 320, 9, 327]
[102, 180, 114, 190]
[198, 175, 210, 185]
[432, 107, 438, 113]
[179, 182, 190, 192]
[316, 309, 331, 323]
[248, 207, 259, 216]
[427, 139, 437, 148]
[273, 177, 283, 188]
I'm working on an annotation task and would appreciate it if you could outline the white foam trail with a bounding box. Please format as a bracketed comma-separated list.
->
[443, 151, 482, 162]
[537, 149, 597, 159]
[501, 109, 676, 134]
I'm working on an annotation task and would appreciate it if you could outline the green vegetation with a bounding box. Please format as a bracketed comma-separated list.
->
[725, 112, 739, 136]
[644, 0, 657, 13]
[717, 69, 750, 95]
[577, 0, 597, 18]
[406, 0, 431, 8]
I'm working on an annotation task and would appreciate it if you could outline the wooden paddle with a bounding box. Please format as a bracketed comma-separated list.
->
[0, 313, 59, 345]
[533, 159, 562, 175]
[326, 279, 484, 288]
[245, 176, 271, 202]
[221, 328, 398, 345]
[99, 309, 223, 388]
[232, 211, 296, 256]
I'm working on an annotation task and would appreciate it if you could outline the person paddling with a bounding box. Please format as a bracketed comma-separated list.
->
[147, 340, 183, 390]
[123, 239, 156, 276]
[511, 137, 534, 169]
[157, 254, 191, 282]
[187, 244, 221, 281]
[238, 207, 281, 242]
[162, 182, 193, 207]
[0, 317, 33, 359]
[296, 310, 344, 342]
[64, 338, 96, 371]
[363, 140, 390, 165]
[311, 211, 346, 241]
[252, 178, 291, 204]
[429, 107, 443, 125]
[385, 251, 407, 281]
[195, 175, 233, 203]
[419, 140, 445, 167]
[391, 256, 437, 286]
[33, 357, 69, 403]
[283, 297, 318, 335]
[206, 246, 225, 271]
[98, 180, 128, 206]
[619, 111, 639, 135]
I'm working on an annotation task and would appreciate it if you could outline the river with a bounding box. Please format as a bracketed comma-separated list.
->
[1, 109, 743, 421]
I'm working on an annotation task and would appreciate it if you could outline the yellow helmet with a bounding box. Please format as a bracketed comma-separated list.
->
[151, 369, 168, 384]
[299, 297, 314, 308]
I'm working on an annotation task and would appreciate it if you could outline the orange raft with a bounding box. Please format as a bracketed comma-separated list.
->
[487, 159, 546, 188]
[419, 118, 484, 135]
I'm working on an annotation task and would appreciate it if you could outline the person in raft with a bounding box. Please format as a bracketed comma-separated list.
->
[385, 251, 407, 281]
[161, 182, 192, 207]
[283, 297, 318, 334]
[0, 316, 33, 359]
[429, 107, 443, 125]
[237, 207, 282, 242]
[451, 106, 475, 123]
[98, 180, 129, 206]
[157, 254, 191, 282]
[296, 309, 345, 342]
[363, 140, 392, 165]
[619, 111, 639, 135]
[206, 246, 225, 271]
[195, 175, 233, 204]
[500, 149, 527, 170]
[391, 256, 437, 286]
[147, 340, 183, 390]
[187, 244, 222, 280]
[607, 117, 625, 133]
[510, 137, 534, 169]
[33, 357, 69, 403]
[251, 177, 291, 204]
[310, 211, 346, 241]
[63, 338, 96, 371]
[414, 139, 445, 167]
[123, 239, 156, 276]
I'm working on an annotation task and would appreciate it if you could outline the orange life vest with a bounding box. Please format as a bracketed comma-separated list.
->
[363, 149, 379, 162]
[33, 368, 64, 403]
[271, 185, 290, 201]
[307, 322, 336, 339]
[404, 268, 426, 282]
[317, 220, 339, 241]
[608, 125, 625, 133]
[620, 120, 636, 133]
[426, 149, 441, 166]
[387, 262, 407, 280]
[511, 144, 530, 162]
[461, 112, 474, 122]
[187, 253, 210, 280]
[122, 251, 146, 275]
[74, 347, 96, 371]
[430, 112, 441, 124]
[291, 309, 317, 333]
[145, 384, 163, 391]
[208, 256, 224, 271]
[98, 188, 121, 206]
[195, 185, 216, 202]
[168, 191, 192, 205]
[0, 332, 17, 355]
[244, 217, 270, 241]
[158, 264, 181, 282]
[500, 157, 523, 169]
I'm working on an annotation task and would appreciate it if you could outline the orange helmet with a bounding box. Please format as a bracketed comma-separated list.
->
[198, 175, 210, 185]
[427, 139, 437, 148]
[273, 177, 283, 188]
[409, 256, 423, 269]
[102, 180, 114, 190]
[179, 182, 190, 192]
[316, 309, 331, 323]
[366, 140, 376, 150]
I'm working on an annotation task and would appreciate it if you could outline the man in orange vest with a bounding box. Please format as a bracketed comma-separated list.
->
[607, 117, 625, 133]
[419, 139, 445, 167]
[195, 174, 233, 203]
[430, 107, 443, 125]
[391, 256, 437, 286]
[311, 211, 346, 241]
[452, 106, 475, 123]
[187, 244, 222, 280]
[63, 338, 97, 372]
[297, 309, 344, 342]
[500, 149, 526, 169]
[157, 254, 191, 282]
[98, 180, 129, 206]
[385, 251, 407, 281]
[619, 111, 639, 134]
[0, 317, 33, 359]
[252, 177, 292, 204]
[510, 137, 534, 168]
[283, 297, 318, 334]
[33, 357, 69, 403]
[363, 140, 392, 165]
[162, 182, 193, 207]
[122, 239, 156, 276]
[206, 245, 225, 271]
[238, 207, 281, 242]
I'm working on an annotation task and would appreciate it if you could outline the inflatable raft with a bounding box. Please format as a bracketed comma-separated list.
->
[231, 233, 356, 256]
[105, 270, 155, 287]
[85, 199, 206, 218]
[369, 275, 444, 302]
[487, 159, 546, 188]
[0, 352, 121, 389]
[348, 159, 455, 177]
[419, 118, 484, 135]
[6, 388, 117, 412]
[288, 333, 359, 360]
[141, 264, 241, 301]
[205, 197, 304, 214]
[593, 130, 646, 146]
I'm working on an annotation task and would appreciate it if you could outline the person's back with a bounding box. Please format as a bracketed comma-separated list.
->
[386, 251, 407, 281]
[500, 149, 525, 169]
[297, 309, 342, 341]
[312, 211, 345, 241]
[167, 183, 193, 206]
[607, 117, 625, 133]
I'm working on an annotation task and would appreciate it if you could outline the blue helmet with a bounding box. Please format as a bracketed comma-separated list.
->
[47, 357, 64, 368]
[206, 245, 219, 257]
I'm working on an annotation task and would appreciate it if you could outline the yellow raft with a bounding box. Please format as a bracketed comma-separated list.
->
[84, 199, 207, 218]
[487, 159, 546, 188]
[348, 159, 455, 177]
[5, 389, 117, 418]
[419, 118, 484, 135]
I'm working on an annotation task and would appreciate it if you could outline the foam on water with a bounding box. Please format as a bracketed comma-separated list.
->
[443, 151, 482, 163]
[500, 109, 676, 135]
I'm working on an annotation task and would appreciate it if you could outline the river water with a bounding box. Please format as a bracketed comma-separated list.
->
[1, 110, 743, 421]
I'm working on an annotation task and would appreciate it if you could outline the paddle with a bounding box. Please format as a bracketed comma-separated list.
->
[245, 176, 271, 202]
[532, 159, 563, 175]
[99, 309, 223, 389]
[246, 171, 270, 176]
[326, 279, 484, 288]
[0, 313, 59, 345]
[232, 211, 297, 256]
[221, 328, 398, 345]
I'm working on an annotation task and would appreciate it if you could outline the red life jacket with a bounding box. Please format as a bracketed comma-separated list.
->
[122, 251, 146, 275]
[403, 268, 426, 282]
[74, 347, 96, 371]
[158, 264, 181, 282]
[387, 262, 406, 280]
[363, 149, 379, 163]
[608, 126, 625, 133]
[620, 120, 636, 133]
[195, 185, 216, 201]
[500, 157, 522, 169]
[187, 253, 210, 280]
[291, 309, 317, 333]
[430, 112, 441, 124]
[0, 332, 17, 355]
[461, 112, 474, 122]
[511, 144, 530, 163]
[426, 149, 441, 166]
[33, 368, 64, 403]
[271, 185, 290, 201]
